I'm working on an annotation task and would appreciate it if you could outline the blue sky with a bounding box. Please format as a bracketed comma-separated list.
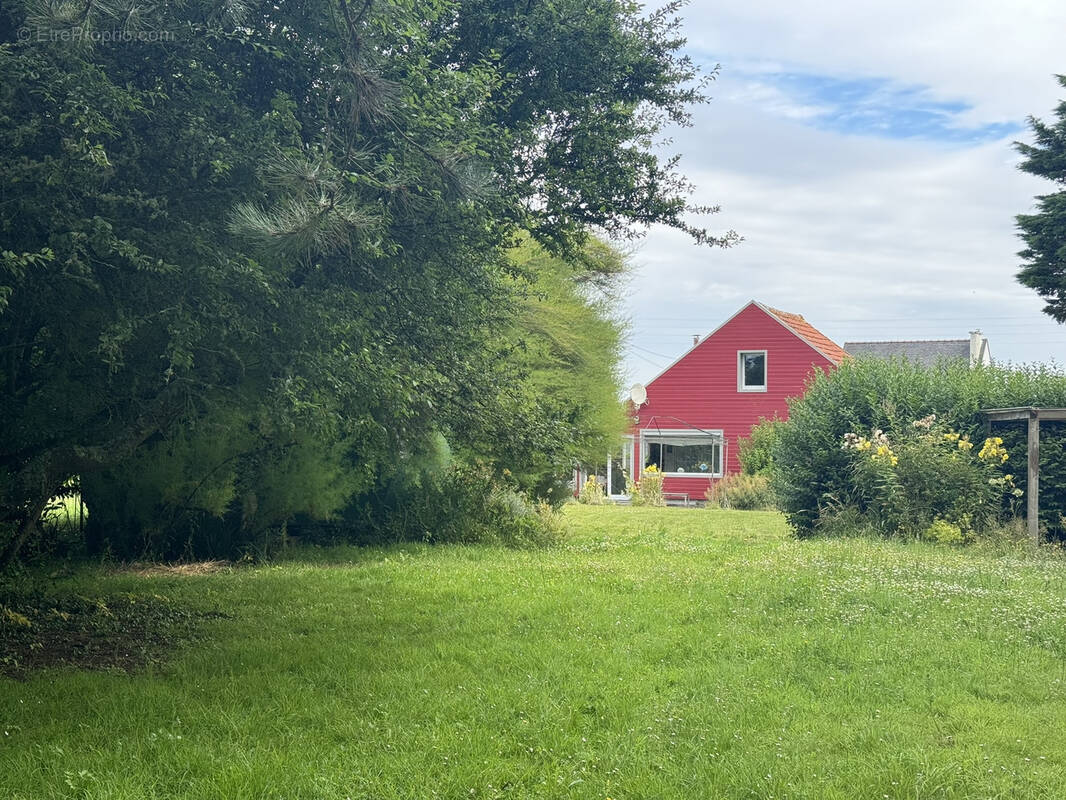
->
[621, 0, 1066, 383]
[747, 71, 1022, 143]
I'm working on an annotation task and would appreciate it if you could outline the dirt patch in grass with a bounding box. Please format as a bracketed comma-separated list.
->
[0, 593, 229, 680]
[122, 560, 232, 578]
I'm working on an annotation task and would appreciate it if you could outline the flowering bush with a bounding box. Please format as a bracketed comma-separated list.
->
[629, 465, 665, 507]
[769, 357, 1066, 538]
[979, 436, 1009, 464]
[578, 474, 608, 505]
[839, 415, 1021, 538]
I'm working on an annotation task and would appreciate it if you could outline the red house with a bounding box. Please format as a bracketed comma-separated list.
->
[609, 301, 846, 500]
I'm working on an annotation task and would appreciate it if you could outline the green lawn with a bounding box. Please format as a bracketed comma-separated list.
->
[4, 505, 1066, 798]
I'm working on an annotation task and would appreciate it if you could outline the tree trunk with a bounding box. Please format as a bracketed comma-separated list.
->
[0, 493, 53, 568]
[1, 389, 178, 565]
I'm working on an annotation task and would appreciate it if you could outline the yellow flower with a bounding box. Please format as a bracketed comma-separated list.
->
[869, 442, 896, 465]
[978, 436, 1009, 464]
[958, 439, 973, 451]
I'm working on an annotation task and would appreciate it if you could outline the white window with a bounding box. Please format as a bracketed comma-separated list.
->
[641, 430, 724, 477]
[738, 350, 767, 392]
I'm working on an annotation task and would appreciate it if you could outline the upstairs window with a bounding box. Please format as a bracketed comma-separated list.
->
[738, 351, 767, 392]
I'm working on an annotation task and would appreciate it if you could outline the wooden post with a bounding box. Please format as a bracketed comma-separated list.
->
[1028, 409, 1040, 544]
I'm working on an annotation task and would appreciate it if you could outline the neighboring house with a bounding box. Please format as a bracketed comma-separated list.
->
[844, 331, 991, 367]
[609, 300, 846, 501]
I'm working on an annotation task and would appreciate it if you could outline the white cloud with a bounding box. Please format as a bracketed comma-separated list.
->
[622, 64, 1066, 381]
[720, 80, 834, 121]
[682, 0, 1066, 123]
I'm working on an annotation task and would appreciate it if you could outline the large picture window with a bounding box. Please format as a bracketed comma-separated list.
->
[642, 430, 723, 477]
[738, 350, 767, 391]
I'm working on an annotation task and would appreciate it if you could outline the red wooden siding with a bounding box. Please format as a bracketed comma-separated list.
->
[631, 301, 840, 496]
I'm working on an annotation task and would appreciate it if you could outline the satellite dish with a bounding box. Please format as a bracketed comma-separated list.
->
[629, 383, 647, 407]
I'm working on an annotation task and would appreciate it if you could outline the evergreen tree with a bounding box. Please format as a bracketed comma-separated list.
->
[0, 0, 730, 562]
[1016, 75, 1066, 321]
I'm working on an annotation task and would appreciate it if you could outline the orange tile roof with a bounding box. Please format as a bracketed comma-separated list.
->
[764, 305, 848, 365]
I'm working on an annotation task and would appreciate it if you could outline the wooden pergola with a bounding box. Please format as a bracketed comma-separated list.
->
[981, 407, 1066, 543]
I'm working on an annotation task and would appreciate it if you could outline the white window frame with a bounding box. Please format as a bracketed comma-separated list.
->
[738, 350, 768, 392]
[640, 429, 724, 478]
[607, 435, 636, 499]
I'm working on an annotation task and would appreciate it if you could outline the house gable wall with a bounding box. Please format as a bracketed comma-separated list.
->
[633, 301, 837, 494]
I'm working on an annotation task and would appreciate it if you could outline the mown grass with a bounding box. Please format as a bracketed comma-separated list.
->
[3, 505, 1066, 798]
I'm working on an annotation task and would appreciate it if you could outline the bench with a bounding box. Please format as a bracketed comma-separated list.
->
[663, 492, 690, 507]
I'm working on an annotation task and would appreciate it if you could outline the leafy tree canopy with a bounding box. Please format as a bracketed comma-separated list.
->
[479, 238, 631, 501]
[0, 0, 725, 562]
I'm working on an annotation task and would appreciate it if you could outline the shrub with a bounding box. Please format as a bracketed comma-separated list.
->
[333, 463, 565, 549]
[80, 403, 378, 560]
[772, 358, 1066, 537]
[629, 465, 665, 507]
[578, 475, 608, 505]
[921, 519, 969, 545]
[738, 417, 782, 475]
[706, 474, 776, 510]
[837, 418, 1021, 538]
[993, 420, 1066, 539]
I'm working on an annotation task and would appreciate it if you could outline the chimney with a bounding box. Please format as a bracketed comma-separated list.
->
[969, 330, 983, 366]
[692, 335, 700, 347]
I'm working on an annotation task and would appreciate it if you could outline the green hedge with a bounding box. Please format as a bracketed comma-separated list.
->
[770, 358, 1066, 538]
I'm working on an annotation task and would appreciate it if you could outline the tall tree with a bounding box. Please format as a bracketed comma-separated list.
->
[1016, 74, 1066, 321]
[0, 0, 729, 562]
[473, 238, 632, 502]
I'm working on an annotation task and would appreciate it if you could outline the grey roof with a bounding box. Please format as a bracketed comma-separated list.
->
[843, 339, 970, 366]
